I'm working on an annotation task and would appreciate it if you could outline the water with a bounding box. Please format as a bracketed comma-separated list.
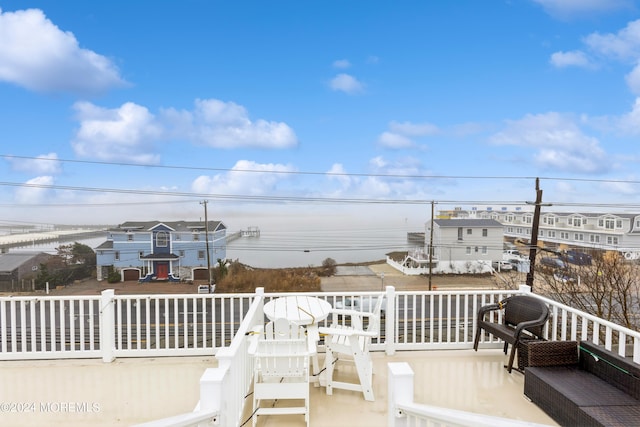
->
[226, 225, 422, 268]
[4, 220, 426, 269]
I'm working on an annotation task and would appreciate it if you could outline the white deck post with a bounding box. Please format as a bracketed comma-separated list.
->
[199, 367, 226, 414]
[387, 362, 414, 427]
[385, 286, 396, 355]
[100, 289, 115, 362]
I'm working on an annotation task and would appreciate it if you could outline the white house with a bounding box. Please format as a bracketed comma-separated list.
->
[430, 219, 504, 274]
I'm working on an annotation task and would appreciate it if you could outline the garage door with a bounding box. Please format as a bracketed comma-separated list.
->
[193, 268, 209, 280]
[123, 269, 140, 281]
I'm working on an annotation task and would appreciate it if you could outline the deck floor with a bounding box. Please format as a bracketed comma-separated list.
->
[0, 350, 558, 426]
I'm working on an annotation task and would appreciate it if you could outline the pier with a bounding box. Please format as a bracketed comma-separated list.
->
[0, 229, 106, 252]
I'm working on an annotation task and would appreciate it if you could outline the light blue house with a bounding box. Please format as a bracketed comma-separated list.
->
[95, 220, 226, 282]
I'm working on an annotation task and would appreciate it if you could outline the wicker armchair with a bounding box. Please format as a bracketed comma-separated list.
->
[473, 295, 550, 373]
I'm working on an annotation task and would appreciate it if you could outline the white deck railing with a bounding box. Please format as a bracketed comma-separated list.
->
[2, 285, 640, 363]
[4, 285, 640, 427]
[387, 362, 550, 427]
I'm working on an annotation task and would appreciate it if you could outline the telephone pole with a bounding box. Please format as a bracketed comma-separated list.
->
[526, 178, 551, 292]
[200, 200, 212, 286]
[428, 201, 434, 291]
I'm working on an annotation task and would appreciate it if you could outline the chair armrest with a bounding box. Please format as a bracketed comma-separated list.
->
[329, 308, 378, 320]
[246, 325, 264, 355]
[514, 315, 549, 337]
[477, 302, 502, 319]
[318, 326, 377, 338]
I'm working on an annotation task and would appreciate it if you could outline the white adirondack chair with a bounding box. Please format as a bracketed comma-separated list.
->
[249, 318, 312, 427]
[318, 295, 383, 402]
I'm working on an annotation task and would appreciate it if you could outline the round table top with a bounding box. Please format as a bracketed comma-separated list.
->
[263, 295, 332, 325]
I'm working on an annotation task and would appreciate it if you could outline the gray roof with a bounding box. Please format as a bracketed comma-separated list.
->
[111, 220, 226, 232]
[0, 252, 48, 272]
[95, 240, 113, 250]
[434, 219, 503, 228]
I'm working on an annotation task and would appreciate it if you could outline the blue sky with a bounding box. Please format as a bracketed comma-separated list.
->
[2, 0, 640, 230]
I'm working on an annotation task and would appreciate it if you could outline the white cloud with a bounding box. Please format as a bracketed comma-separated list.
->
[583, 19, 640, 61]
[378, 132, 415, 149]
[609, 97, 640, 133]
[7, 153, 61, 174]
[377, 120, 438, 149]
[532, 0, 632, 19]
[326, 163, 352, 188]
[163, 99, 298, 149]
[625, 65, 640, 96]
[329, 73, 365, 94]
[549, 50, 592, 68]
[71, 101, 163, 164]
[191, 160, 296, 196]
[15, 176, 54, 203]
[333, 59, 351, 69]
[600, 179, 638, 195]
[389, 121, 439, 136]
[0, 8, 126, 94]
[490, 112, 609, 173]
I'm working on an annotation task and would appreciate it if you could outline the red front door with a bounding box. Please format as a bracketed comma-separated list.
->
[156, 263, 169, 280]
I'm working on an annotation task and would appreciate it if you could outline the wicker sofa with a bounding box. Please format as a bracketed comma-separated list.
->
[523, 340, 640, 427]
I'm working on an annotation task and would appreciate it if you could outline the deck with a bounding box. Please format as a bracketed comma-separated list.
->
[0, 349, 557, 426]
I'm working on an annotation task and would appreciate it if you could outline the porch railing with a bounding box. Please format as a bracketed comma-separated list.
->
[1, 285, 639, 364]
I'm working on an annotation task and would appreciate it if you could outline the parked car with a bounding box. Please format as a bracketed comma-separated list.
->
[504, 249, 521, 257]
[492, 260, 513, 272]
[540, 257, 566, 269]
[564, 250, 592, 266]
[333, 296, 386, 318]
[553, 273, 576, 283]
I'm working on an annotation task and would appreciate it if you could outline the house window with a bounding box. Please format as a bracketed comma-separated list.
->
[616, 219, 623, 228]
[179, 250, 185, 257]
[574, 233, 584, 241]
[193, 233, 200, 241]
[539, 229, 544, 237]
[475, 246, 479, 253]
[524, 215, 532, 224]
[607, 236, 619, 245]
[466, 247, 471, 255]
[548, 231, 556, 238]
[590, 235, 600, 243]
[458, 228, 463, 241]
[467, 229, 472, 235]
[127, 233, 134, 241]
[156, 231, 168, 247]
[481, 246, 487, 254]
[482, 229, 487, 237]
[560, 232, 569, 240]
[115, 251, 120, 261]
[175, 234, 181, 241]
[139, 251, 144, 258]
[198, 250, 205, 259]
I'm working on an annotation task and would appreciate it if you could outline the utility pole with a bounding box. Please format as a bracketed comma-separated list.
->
[526, 178, 551, 292]
[428, 201, 434, 291]
[200, 200, 212, 286]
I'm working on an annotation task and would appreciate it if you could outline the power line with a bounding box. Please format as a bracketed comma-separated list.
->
[7, 153, 640, 185]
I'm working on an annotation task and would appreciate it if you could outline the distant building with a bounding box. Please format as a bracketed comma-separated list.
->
[430, 219, 504, 273]
[95, 220, 227, 282]
[441, 208, 640, 260]
[0, 252, 52, 292]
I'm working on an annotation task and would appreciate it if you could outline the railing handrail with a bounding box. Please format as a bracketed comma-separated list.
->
[388, 361, 550, 427]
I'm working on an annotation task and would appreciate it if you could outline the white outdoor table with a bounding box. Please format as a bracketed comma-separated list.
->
[263, 295, 332, 326]
[263, 295, 332, 383]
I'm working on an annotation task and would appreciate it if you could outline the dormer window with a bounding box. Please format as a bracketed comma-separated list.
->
[156, 231, 168, 247]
